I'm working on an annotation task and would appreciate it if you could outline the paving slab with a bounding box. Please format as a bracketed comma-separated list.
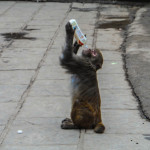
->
[24, 25, 58, 32]
[0, 2, 15, 15]
[0, 37, 8, 48]
[24, 32, 55, 39]
[0, 22, 25, 29]
[28, 20, 62, 26]
[0, 28, 19, 34]
[3, 118, 79, 145]
[100, 4, 130, 17]
[42, 53, 61, 66]
[4, 2, 41, 17]
[96, 29, 123, 51]
[17, 96, 71, 118]
[99, 60, 124, 74]
[1, 145, 77, 150]
[0, 47, 47, 71]
[1, 47, 46, 56]
[87, 109, 150, 134]
[29, 80, 70, 97]
[100, 51, 122, 61]
[0, 126, 5, 135]
[101, 89, 138, 109]
[0, 16, 28, 23]
[84, 134, 150, 150]
[11, 39, 50, 48]
[98, 74, 130, 89]
[0, 70, 34, 85]
[0, 85, 28, 103]
[0, 102, 17, 124]
[37, 66, 70, 80]
[0, 55, 41, 70]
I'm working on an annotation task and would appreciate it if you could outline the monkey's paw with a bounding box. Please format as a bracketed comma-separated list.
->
[61, 118, 77, 129]
[62, 118, 72, 123]
[65, 22, 74, 35]
[94, 123, 105, 133]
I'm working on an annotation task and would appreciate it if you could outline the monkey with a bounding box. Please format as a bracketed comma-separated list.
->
[59, 22, 105, 133]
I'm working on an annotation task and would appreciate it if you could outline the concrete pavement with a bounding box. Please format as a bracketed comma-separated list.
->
[0, 1, 150, 150]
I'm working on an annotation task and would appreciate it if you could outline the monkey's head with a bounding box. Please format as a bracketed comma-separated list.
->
[82, 49, 103, 71]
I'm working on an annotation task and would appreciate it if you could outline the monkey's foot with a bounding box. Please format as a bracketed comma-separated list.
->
[94, 122, 105, 133]
[61, 118, 72, 123]
[61, 118, 77, 129]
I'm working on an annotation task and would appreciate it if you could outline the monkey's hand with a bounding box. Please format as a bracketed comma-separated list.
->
[73, 34, 86, 54]
[73, 41, 81, 54]
[65, 22, 75, 36]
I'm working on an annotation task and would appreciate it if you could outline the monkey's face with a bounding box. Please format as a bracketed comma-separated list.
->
[82, 49, 103, 70]
[82, 49, 97, 58]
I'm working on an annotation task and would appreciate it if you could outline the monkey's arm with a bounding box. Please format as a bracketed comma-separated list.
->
[60, 23, 89, 74]
[73, 41, 81, 54]
[60, 45, 88, 74]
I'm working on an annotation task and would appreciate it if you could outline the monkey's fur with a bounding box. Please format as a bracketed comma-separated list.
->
[59, 22, 105, 133]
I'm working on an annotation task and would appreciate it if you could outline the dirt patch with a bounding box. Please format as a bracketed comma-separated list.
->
[105, 16, 129, 19]
[96, 19, 130, 29]
[1, 32, 36, 41]
[72, 7, 98, 12]
[24, 28, 39, 31]
[23, 26, 39, 31]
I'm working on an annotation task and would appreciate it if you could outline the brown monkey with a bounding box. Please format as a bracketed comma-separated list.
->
[59, 22, 105, 133]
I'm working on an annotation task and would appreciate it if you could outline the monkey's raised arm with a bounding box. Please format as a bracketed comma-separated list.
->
[59, 22, 74, 63]
[60, 22, 89, 75]
[60, 52, 88, 75]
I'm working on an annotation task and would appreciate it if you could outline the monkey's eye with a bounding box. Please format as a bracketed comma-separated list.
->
[91, 50, 97, 57]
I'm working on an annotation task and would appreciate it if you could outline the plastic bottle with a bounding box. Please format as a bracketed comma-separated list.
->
[69, 19, 87, 48]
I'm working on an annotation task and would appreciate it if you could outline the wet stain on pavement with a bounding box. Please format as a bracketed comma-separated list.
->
[96, 19, 130, 29]
[1, 32, 36, 41]
[143, 134, 150, 140]
[105, 16, 129, 19]
[72, 7, 98, 12]
[145, 137, 150, 140]
[23, 25, 39, 31]
[24, 28, 39, 31]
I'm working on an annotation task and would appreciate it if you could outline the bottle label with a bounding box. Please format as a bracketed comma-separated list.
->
[69, 19, 87, 46]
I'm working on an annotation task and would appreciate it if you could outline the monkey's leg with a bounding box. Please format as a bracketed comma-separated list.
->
[61, 118, 78, 129]
[94, 109, 105, 133]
